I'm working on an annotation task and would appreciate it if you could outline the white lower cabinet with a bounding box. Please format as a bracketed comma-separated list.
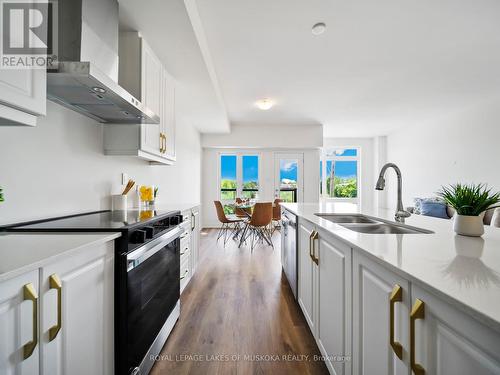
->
[0, 241, 114, 375]
[298, 218, 316, 332]
[351, 251, 500, 375]
[316, 229, 352, 375]
[0, 270, 40, 374]
[191, 207, 200, 274]
[410, 285, 500, 375]
[352, 252, 410, 375]
[297, 218, 351, 374]
[40, 241, 114, 375]
[180, 206, 201, 293]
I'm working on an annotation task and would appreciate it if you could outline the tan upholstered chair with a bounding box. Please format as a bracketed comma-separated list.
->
[214, 201, 243, 245]
[271, 198, 283, 233]
[240, 202, 273, 251]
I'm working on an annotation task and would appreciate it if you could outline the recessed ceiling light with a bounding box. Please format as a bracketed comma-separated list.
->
[255, 98, 274, 110]
[312, 22, 326, 35]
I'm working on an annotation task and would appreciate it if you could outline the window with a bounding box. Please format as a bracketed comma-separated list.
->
[242, 155, 259, 199]
[220, 155, 237, 200]
[320, 148, 359, 201]
[279, 159, 298, 202]
[220, 153, 260, 201]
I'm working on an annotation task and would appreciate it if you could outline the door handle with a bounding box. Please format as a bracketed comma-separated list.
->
[48, 274, 62, 341]
[163, 134, 167, 153]
[410, 299, 426, 375]
[311, 230, 319, 265]
[389, 284, 403, 360]
[23, 283, 38, 359]
[159, 133, 163, 153]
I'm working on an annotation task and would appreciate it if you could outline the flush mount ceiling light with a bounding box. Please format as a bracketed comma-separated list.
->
[255, 98, 275, 110]
[92, 86, 106, 93]
[312, 22, 327, 35]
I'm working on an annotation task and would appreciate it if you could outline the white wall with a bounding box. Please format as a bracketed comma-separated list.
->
[202, 124, 323, 148]
[202, 147, 320, 227]
[384, 100, 500, 210]
[322, 137, 376, 212]
[0, 102, 201, 225]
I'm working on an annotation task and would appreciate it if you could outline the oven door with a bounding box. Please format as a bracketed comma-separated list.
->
[125, 227, 182, 374]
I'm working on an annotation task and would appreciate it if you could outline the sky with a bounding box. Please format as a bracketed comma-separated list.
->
[323, 160, 357, 178]
[221, 155, 259, 182]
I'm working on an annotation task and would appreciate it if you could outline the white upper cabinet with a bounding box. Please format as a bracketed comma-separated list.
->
[0, 67, 46, 126]
[162, 71, 176, 160]
[104, 31, 176, 165]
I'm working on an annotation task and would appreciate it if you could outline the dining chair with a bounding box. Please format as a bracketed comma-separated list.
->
[271, 198, 283, 234]
[239, 202, 273, 251]
[214, 201, 244, 245]
[235, 197, 252, 218]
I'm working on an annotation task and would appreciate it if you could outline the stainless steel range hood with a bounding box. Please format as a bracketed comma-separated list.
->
[47, 0, 159, 124]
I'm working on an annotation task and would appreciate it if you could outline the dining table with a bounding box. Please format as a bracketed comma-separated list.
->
[227, 201, 275, 247]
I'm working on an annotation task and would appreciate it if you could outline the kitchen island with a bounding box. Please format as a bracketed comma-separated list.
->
[282, 202, 500, 375]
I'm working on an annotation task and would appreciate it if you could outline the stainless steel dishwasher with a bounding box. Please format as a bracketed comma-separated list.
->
[281, 209, 298, 298]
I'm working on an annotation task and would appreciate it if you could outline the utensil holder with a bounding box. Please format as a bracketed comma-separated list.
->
[112, 195, 127, 211]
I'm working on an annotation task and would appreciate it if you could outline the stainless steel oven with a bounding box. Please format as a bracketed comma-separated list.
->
[123, 226, 182, 375]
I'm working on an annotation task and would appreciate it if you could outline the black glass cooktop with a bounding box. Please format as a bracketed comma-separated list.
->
[9, 210, 179, 232]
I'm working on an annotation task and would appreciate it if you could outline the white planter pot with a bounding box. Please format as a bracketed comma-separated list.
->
[453, 214, 484, 237]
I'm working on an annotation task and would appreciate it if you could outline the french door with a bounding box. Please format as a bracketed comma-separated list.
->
[274, 153, 304, 203]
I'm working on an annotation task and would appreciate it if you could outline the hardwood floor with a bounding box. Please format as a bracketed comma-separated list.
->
[150, 228, 329, 375]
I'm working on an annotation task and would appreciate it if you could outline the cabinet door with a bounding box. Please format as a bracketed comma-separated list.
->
[0, 62, 46, 122]
[162, 71, 176, 160]
[316, 230, 352, 375]
[191, 208, 200, 273]
[140, 40, 162, 156]
[40, 242, 114, 375]
[353, 252, 411, 375]
[411, 285, 500, 375]
[298, 218, 317, 333]
[0, 270, 40, 375]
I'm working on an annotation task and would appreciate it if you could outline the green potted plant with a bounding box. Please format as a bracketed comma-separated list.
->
[438, 183, 500, 237]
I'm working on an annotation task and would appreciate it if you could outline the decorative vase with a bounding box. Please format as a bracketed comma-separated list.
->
[453, 214, 484, 237]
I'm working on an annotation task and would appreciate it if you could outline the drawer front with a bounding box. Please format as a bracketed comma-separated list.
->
[180, 246, 190, 265]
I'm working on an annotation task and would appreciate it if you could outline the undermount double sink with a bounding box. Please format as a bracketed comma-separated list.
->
[314, 214, 433, 234]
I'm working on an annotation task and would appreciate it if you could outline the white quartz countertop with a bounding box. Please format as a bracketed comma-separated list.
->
[281, 202, 500, 332]
[0, 232, 121, 281]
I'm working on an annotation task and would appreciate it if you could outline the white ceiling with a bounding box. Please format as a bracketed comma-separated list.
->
[193, 0, 500, 137]
[118, 0, 230, 133]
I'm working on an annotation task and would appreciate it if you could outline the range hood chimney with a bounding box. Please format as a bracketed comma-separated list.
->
[47, 0, 159, 124]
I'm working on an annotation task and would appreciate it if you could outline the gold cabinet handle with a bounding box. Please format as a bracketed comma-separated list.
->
[23, 283, 38, 359]
[159, 133, 163, 153]
[180, 269, 189, 280]
[48, 274, 62, 341]
[163, 134, 167, 154]
[311, 230, 319, 265]
[308, 230, 314, 261]
[390, 284, 403, 360]
[410, 299, 426, 375]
